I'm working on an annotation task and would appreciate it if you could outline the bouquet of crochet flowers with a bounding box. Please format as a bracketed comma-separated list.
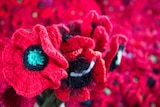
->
[0, 10, 127, 107]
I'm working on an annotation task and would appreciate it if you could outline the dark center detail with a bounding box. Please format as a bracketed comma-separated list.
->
[59, 27, 72, 42]
[113, 79, 119, 86]
[109, 44, 124, 71]
[65, 56, 93, 89]
[153, 68, 159, 74]
[90, 22, 97, 36]
[68, 21, 81, 36]
[122, 0, 131, 6]
[147, 76, 156, 88]
[80, 100, 92, 107]
[23, 45, 48, 71]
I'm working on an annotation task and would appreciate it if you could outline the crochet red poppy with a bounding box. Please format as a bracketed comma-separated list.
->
[55, 49, 106, 102]
[0, 38, 36, 107]
[104, 34, 127, 71]
[2, 24, 68, 97]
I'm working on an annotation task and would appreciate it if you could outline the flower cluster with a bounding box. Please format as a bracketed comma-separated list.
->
[67, 0, 160, 107]
[0, 0, 159, 107]
[0, 10, 127, 107]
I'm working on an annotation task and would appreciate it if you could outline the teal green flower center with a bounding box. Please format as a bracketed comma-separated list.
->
[23, 45, 48, 71]
[27, 49, 45, 66]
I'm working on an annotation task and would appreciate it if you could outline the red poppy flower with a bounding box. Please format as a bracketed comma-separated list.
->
[104, 34, 127, 71]
[55, 49, 106, 102]
[2, 24, 68, 97]
[0, 38, 36, 107]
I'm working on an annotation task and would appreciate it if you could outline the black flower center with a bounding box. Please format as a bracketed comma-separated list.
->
[113, 79, 119, 86]
[109, 44, 124, 71]
[59, 27, 72, 42]
[153, 68, 159, 74]
[80, 100, 92, 107]
[90, 22, 97, 36]
[65, 56, 95, 89]
[147, 76, 156, 88]
[23, 45, 48, 71]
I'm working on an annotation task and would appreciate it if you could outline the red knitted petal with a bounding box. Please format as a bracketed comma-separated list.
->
[2, 45, 22, 65]
[12, 29, 35, 50]
[3, 48, 67, 97]
[55, 84, 70, 102]
[55, 84, 90, 102]
[61, 36, 95, 53]
[0, 37, 10, 72]
[81, 10, 98, 36]
[92, 54, 106, 84]
[104, 34, 127, 71]
[2, 45, 53, 97]
[81, 10, 113, 36]
[98, 15, 113, 35]
[68, 87, 90, 102]
[81, 49, 98, 62]
[92, 26, 109, 52]
[35, 25, 68, 69]
[42, 60, 68, 89]
[47, 25, 62, 50]
[62, 48, 83, 62]
[3, 64, 53, 97]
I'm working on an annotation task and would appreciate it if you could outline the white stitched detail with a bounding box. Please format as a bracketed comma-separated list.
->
[70, 61, 95, 77]
[115, 50, 123, 66]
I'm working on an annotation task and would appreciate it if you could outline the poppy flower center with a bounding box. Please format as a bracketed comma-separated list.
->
[65, 56, 95, 89]
[23, 45, 48, 71]
[80, 100, 92, 106]
[147, 77, 156, 88]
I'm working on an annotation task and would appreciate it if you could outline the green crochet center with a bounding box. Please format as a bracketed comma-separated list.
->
[27, 49, 45, 66]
